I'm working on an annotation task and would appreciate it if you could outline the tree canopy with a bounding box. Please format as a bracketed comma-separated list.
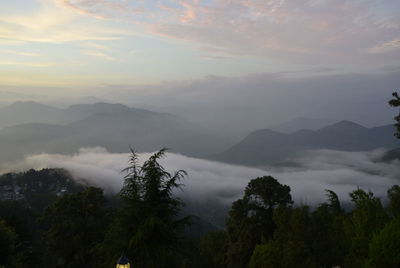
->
[389, 91, 400, 138]
[225, 176, 293, 268]
[41, 187, 108, 268]
[103, 149, 190, 268]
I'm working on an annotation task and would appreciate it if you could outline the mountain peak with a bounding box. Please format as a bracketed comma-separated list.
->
[6, 101, 56, 110]
[319, 120, 366, 132]
[250, 129, 284, 137]
[270, 117, 336, 133]
[66, 102, 131, 115]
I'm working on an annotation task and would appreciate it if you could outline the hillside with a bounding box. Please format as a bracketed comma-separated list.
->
[212, 120, 399, 166]
[269, 117, 337, 133]
[0, 101, 63, 129]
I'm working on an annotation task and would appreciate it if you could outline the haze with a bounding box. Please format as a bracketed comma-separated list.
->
[1, 0, 400, 203]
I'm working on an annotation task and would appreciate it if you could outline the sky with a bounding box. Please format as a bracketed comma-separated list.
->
[1, 0, 400, 91]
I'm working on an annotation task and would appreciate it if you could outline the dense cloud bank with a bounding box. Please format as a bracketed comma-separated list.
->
[1, 148, 399, 206]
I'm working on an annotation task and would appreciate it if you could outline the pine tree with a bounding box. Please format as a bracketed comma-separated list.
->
[104, 149, 190, 268]
[389, 92, 400, 138]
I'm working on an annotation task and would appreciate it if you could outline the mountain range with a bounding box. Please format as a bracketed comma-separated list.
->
[0, 101, 229, 162]
[212, 120, 399, 166]
[268, 117, 337, 133]
[0, 101, 398, 166]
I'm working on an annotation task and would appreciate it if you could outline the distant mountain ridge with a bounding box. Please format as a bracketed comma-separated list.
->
[1, 101, 398, 166]
[0, 101, 166, 129]
[212, 120, 399, 166]
[269, 117, 337, 133]
[0, 101, 229, 162]
[0, 101, 63, 128]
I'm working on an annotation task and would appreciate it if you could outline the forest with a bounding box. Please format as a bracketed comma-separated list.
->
[0, 152, 399, 268]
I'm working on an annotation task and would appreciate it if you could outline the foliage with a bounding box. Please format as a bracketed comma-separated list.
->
[387, 185, 400, 218]
[41, 187, 109, 268]
[345, 189, 388, 268]
[248, 241, 281, 268]
[366, 218, 400, 268]
[197, 230, 227, 268]
[272, 206, 317, 268]
[0, 219, 19, 267]
[0, 201, 39, 266]
[1, 168, 400, 268]
[225, 176, 292, 268]
[389, 91, 400, 138]
[0, 168, 86, 267]
[310, 190, 346, 267]
[103, 149, 190, 268]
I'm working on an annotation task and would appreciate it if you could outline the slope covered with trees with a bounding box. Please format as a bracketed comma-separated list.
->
[212, 120, 398, 166]
[1, 160, 399, 267]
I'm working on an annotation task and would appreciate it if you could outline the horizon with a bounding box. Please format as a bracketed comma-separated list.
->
[1, 1, 400, 132]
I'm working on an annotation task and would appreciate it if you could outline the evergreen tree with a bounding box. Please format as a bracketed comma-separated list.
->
[225, 176, 292, 268]
[103, 149, 190, 268]
[272, 206, 317, 268]
[310, 190, 346, 268]
[345, 189, 388, 268]
[389, 91, 400, 138]
[0, 219, 19, 267]
[0, 201, 37, 266]
[41, 187, 109, 267]
[366, 218, 400, 268]
[387, 185, 400, 218]
[197, 230, 228, 268]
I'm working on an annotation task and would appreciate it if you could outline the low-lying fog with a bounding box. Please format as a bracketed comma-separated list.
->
[1, 147, 399, 206]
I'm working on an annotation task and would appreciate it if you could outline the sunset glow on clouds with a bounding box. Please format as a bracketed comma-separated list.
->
[0, 0, 399, 87]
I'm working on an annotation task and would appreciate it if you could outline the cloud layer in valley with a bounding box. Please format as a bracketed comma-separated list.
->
[1, 147, 399, 207]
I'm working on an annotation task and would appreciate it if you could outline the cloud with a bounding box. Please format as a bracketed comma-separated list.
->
[84, 51, 115, 61]
[57, 0, 144, 19]
[1, 147, 399, 208]
[83, 50, 115, 61]
[1, 0, 398, 70]
[179, 1, 198, 23]
[0, 90, 39, 101]
[151, 0, 400, 63]
[0, 50, 40, 57]
[50, 0, 400, 64]
[80, 41, 115, 60]
[0, 0, 132, 44]
[0, 60, 52, 67]
[369, 39, 400, 54]
[56, 0, 109, 19]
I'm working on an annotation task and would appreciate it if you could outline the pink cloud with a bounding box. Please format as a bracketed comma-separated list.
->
[57, 0, 400, 64]
[152, 0, 399, 63]
[57, 0, 144, 19]
[180, 1, 197, 23]
[57, 0, 108, 19]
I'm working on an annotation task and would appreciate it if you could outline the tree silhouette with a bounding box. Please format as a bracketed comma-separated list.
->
[40, 187, 108, 268]
[225, 176, 292, 268]
[104, 148, 190, 268]
[388, 92, 400, 138]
